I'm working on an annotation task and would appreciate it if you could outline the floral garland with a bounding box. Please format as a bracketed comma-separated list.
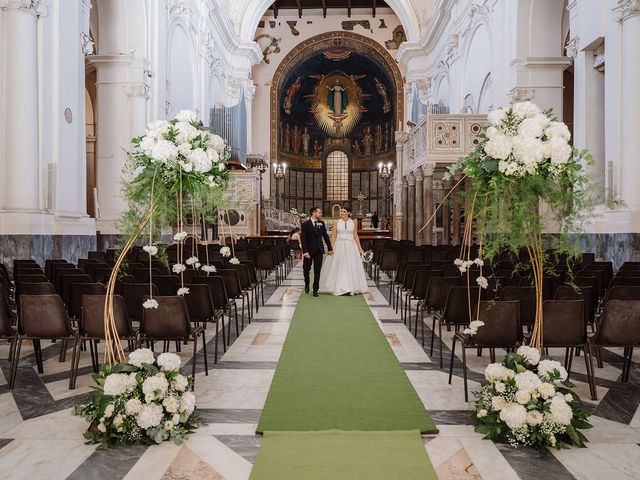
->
[73, 349, 203, 447]
[472, 346, 592, 452]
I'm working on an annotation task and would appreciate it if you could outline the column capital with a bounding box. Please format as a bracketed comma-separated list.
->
[395, 130, 409, 145]
[615, 0, 640, 22]
[407, 171, 416, 186]
[421, 162, 436, 177]
[414, 167, 424, 182]
[0, 0, 47, 16]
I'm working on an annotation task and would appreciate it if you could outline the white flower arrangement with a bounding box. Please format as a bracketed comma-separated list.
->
[73, 348, 202, 447]
[220, 246, 231, 258]
[185, 256, 199, 266]
[177, 287, 190, 296]
[201, 264, 217, 274]
[476, 276, 489, 289]
[472, 349, 592, 451]
[173, 231, 188, 242]
[172, 263, 186, 274]
[463, 320, 485, 336]
[229, 257, 240, 265]
[143, 245, 158, 256]
[454, 257, 485, 273]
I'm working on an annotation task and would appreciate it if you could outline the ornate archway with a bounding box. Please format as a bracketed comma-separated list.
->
[270, 31, 405, 164]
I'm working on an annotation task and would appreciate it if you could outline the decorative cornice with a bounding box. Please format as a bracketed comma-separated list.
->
[614, 0, 640, 22]
[0, 0, 47, 16]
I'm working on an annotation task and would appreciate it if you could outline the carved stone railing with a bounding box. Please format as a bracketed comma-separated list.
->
[262, 207, 300, 231]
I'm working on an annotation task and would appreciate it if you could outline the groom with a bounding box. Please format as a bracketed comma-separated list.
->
[301, 207, 333, 297]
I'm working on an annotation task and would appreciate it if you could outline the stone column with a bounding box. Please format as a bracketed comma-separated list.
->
[407, 172, 416, 243]
[422, 163, 435, 246]
[616, 0, 640, 210]
[414, 169, 423, 245]
[1, 0, 46, 212]
[394, 131, 408, 240]
[402, 178, 409, 240]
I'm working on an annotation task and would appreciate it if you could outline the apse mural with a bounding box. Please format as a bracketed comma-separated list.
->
[278, 49, 396, 161]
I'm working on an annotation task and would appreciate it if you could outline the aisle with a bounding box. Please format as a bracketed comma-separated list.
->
[251, 291, 437, 479]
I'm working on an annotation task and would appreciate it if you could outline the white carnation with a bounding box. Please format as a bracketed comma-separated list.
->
[537, 359, 568, 381]
[173, 263, 187, 274]
[142, 374, 169, 402]
[485, 363, 508, 382]
[143, 298, 159, 309]
[515, 370, 542, 393]
[495, 382, 506, 393]
[103, 374, 132, 396]
[104, 404, 115, 418]
[113, 414, 124, 427]
[164, 420, 175, 430]
[150, 139, 178, 164]
[129, 348, 155, 367]
[484, 133, 513, 160]
[136, 403, 164, 429]
[179, 391, 196, 414]
[517, 346, 541, 365]
[502, 369, 515, 381]
[549, 396, 573, 425]
[97, 423, 107, 433]
[157, 352, 182, 372]
[499, 403, 528, 429]
[539, 382, 556, 399]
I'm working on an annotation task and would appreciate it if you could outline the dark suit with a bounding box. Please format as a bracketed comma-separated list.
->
[371, 214, 379, 229]
[300, 218, 332, 293]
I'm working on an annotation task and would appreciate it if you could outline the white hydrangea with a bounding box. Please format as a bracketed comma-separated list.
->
[128, 348, 156, 368]
[515, 370, 542, 393]
[207, 148, 220, 164]
[177, 287, 190, 296]
[498, 159, 521, 176]
[512, 101, 541, 119]
[136, 403, 164, 429]
[162, 396, 180, 413]
[220, 246, 231, 257]
[175, 109, 199, 124]
[172, 374, 189, 392]
[518, 116, 545, 138]
[545, 121, 571, 141]
[537, 359, 568, 381]
[145, 120, 171, 139]
[539, 382, 556, 399]
[517, 345, 541, 365]
[179, 391, 196, 414]
[177, 142, 192, 157]
[188, 148, 213, 173]
[502, 369, 515, 381]
[499, 403, 528, 429]
[484, 133, 513, 160]
[512, 135, 544, 172]
[207, 134, 226, 154]
[103, 373, 133, 396]
[185, 256, 199, 266]
[142, 374, 169, 402]
[485, 126, 499, 139]
[157, 352, 182, 372]
[125, 398, 143, 415]
[175, 122, 200, 145]
[526, 410, 543, 426]
[143, 298, 159, 310]
[150, 139, 178, 164]
[485, 363, 508, 382]
[179, 160, 193, 172]
[487, 107, 507, 126]
[549, 396, 573, 425]
[547, 137, 572, 165]
[139, 136, 157, 155]
[515, 389, 531, 405]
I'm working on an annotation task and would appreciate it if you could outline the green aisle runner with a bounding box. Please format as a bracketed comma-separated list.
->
[251, 293, 437, 479]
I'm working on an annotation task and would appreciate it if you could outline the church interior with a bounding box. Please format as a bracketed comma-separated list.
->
[1, 0, 640, 479]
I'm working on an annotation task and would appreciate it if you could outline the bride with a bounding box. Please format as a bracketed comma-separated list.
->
[318, 206, 369, 295]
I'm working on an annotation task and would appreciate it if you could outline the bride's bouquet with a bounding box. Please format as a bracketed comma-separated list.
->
[362, 250, 374, 263]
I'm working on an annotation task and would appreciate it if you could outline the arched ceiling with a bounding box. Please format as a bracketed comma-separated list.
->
[232, 0, 432, 44]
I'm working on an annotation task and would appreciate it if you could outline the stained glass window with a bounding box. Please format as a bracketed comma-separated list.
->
[326, 151, 349, 200]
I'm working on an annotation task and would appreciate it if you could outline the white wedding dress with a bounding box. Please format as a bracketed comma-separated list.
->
[318, 218, 369, 295]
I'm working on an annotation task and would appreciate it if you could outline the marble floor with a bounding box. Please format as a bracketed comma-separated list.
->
[1, 262, 640, 479]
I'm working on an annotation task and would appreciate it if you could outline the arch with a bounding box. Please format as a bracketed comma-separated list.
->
[238, 0, 423, 44]
[270, 31, 404, 164]
[324, 149, 351, 202]
[434, 75, 450, 107]
[515, 0, 567, 58]
[462, 22, 492, 111]
[477, 73, 493, 113]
